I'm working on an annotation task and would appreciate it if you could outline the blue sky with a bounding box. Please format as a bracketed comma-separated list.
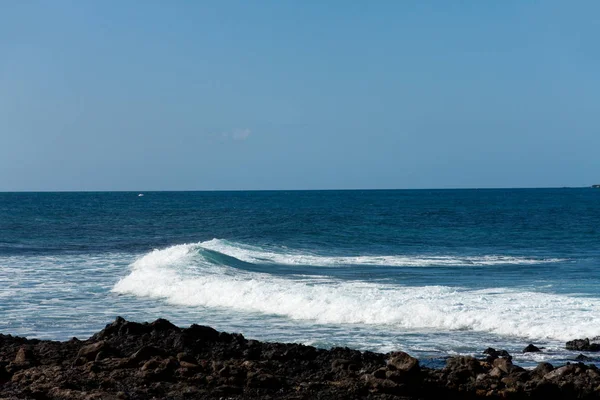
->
[1, 1, 598, 190]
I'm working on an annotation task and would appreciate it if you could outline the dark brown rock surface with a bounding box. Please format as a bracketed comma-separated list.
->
[1, 318, 600, 399]
[567, 338, 600, 352]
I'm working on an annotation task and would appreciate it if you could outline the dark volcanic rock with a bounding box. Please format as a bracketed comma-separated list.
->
[129, 345, 167, 362]
[483, 347, 512, 361]
[575, 353, 593, 362]
[2, 317, 600, 399]
[531, 362, 554, 378]
[493, 357, 525, 376]
[76, 340, 112, 361]
[566, 338, 600, 352]
[387, 351, 419, 373]
[523, 344, 541, 353]
[13, 347, 35, 365]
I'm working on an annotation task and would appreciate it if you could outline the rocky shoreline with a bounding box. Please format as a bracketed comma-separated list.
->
[1, 318, 600, 399]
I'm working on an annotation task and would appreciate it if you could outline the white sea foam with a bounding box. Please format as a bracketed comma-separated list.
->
[113, 242, 599, 341]
[131, 243, 198, 269]
[199, 239, 564, 267]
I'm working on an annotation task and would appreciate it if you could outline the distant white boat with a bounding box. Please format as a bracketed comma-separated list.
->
[138, 193, 144, 197]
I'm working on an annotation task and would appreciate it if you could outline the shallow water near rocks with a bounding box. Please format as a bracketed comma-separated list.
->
[1, 189, 599, 367]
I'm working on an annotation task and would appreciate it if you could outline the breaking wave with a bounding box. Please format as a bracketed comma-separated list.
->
[112, 240, 597, 341]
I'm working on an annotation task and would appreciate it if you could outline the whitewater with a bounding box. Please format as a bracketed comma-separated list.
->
[113, 239, 596, 342]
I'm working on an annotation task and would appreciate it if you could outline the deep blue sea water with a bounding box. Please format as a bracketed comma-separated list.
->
[1, 189, 599, 367]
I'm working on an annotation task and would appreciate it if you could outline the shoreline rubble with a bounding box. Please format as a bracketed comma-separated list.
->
[1, 317, 600, 399]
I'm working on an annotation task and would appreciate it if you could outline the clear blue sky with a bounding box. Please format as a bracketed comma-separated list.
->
[1, 1, 598, 191]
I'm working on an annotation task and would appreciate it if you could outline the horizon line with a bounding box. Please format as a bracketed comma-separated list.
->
[0, 186, 594, 193]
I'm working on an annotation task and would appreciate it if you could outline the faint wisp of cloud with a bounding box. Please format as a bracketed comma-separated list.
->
[220, 128, 251, 141]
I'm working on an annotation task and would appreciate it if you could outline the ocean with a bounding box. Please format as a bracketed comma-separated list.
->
[1, 189, 599, 368]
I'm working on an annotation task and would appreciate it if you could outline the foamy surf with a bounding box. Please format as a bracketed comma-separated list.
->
[113, 241, 597, 342]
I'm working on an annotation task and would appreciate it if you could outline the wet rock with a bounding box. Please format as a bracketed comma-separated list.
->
[566, 338, 600, 352]
[77, 341, 112, 361]
[493, 357, 523, 374]
[575, 353, 593, 362]
[531, 362, 554, 378]
[386, 369, 413, 383]
[483, 347, 497, 356]
[483, 347, 512, 361]
[331, 358, 352, 372]
[14, 346, 35, 365]
[543, 364, 575, 381]
[3, 317, 600, 399]
[129, 345, 166, 363]
[387, 351, 420, 374]
[362, 373, 399, 394]
[523, 343, 541, 353]
[149, 318, 179, 333]
[445, 355, 483, 383]
[183, 324, 220, 342]
[587, 368, 600, 379]
[93, 317, 145, 339]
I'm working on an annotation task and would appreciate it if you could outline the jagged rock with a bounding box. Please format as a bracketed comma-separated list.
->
[176, 352, 196, 364]
[76, 340, 111, 361]
[13, 346, 35, 364]
[246, 372, 282, 389]
[129, 345, 166, 362]
[493, 357, 524, 375]
[575, 353, 593, 362]
[445, 355, 484, 383]
[566, 338, 600, 352]
[149, 318, 180, 332]
[183, 324, 220, 342]
[488, 366, 504, 377]
[543, 364, 577, 380]
[531, 362, 554, 378]
[387, 351, 420, 373]
[483, 347, 512, 361]
[372, 367, 387, 379]
[2, 317, 600, 399]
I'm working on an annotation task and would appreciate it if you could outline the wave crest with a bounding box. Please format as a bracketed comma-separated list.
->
[199, 239, 565, 267]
